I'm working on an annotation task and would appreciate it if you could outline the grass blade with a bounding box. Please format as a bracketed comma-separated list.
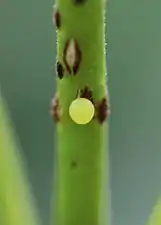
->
[0, 93, 41, 225]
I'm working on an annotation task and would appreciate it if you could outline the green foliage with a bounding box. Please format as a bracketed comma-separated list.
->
[0, 93, 41, 225]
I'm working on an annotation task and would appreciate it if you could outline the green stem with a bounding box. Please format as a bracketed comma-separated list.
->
[0, 93, 41, 225]
[52, 0, 110, 225]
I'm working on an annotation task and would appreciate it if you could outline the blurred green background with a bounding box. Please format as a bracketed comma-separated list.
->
[0, 0, 161, 225]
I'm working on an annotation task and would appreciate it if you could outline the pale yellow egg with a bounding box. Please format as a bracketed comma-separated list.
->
[69, 98, 95, 125]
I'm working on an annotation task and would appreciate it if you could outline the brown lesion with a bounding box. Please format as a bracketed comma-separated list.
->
[56, 61, 64, 79]
[63, 39, 82, 75]
[50, 94, 61, 122]
[73, 40, 82, 75]
[95, 97, 111, 124]
[53, 6, 61, 29]
[63, 40, 71, 74]
[73, 0, 87, 5]
[79, 86, 94, 103]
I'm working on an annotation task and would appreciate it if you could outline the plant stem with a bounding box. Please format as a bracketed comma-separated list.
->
[52, 0, 110, 225]
[0, 93, 41, 225]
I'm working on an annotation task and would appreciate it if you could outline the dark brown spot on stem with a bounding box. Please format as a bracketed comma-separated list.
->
[63, 39, 71, 74]
[53, 8, 61, 29]
[73, 0, 87, 5]
[73, 41, 82, 75]
[63, 39, 82, 75]
[56, 61, 64, 79]
[79, 86, 94, 103]
[96, 97, 110, 124]
[50, 94, 61, 122]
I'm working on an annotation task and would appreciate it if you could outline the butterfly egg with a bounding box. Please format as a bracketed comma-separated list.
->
[69, 98, 95, 125]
